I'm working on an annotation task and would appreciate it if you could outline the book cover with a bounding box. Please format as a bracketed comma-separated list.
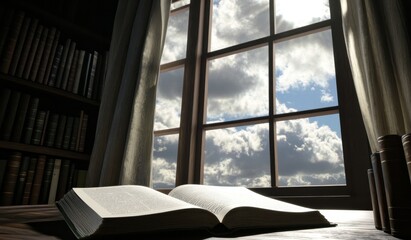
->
[61, 41, 77, 90]
[69, 116, 80, 151]
[55, 38, 71, 89]
[86, 51, 98, 98]
[31, 110, 47, 145]
[62, 116, 74, 150]
[66, 49, 79, 92]
[78, 52, 92, 96]
[43, 30, 61, 85]
[45, 113, 60, 147]
[72, 49, 85, 94]
[47, 44, 63, 87]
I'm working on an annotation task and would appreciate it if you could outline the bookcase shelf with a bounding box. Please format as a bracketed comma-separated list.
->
[0, 73, 100, 109]
[0, 141, 90, 161]
[0, 0, 117, 206]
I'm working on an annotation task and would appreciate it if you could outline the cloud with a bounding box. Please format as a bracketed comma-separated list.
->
[161, 9, 189, 64]
[152, 0, 344, 188]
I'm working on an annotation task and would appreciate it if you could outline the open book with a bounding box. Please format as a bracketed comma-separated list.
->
[56, 184, 333, 239]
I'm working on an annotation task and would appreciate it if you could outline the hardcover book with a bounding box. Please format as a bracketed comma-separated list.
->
[57, 184, 333, 239]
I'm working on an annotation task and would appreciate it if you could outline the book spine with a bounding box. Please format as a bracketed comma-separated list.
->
[13, 155, 30, 205]
[47, 158, 61, 204]
[69, 116, 80, 151]
[29, 27, 49, 81]
[22, 97, 40, 144]
[43, 30, 60, 85]
[78, 52, 92, 96]
[22, 157, 38, 205]
[31, 110, 47, 145]
[0, 152, 22, 206]
[66, 49, 79, 92]
[9, 16, 31, 76]
[45, 113, 60, 147]
[0, 11, 25, 74]
[22, 24, 44, 79]
[15, 18, 39, 78]
[10, 93, 31, 142]
[56, 159, 71, 200]
[47, 44, 63, 87]
[29, 155, 46, 205]
[55, 38, 71, 88]
[54, 114, 67, 149]
[61, 41, 77, 90]
[38, 157, 55, 204]
[0, 9, 15, 59]
[0, 88, 12, 129]
[36, 27, 56, 84]
[72, 49, 85, 94]
[0, 91, 21, 141]
[62, 116, 74, 150]
[78, 113, 88, 152]
[86, 51, 98, 98]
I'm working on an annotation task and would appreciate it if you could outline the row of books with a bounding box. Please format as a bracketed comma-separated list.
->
[0, 88, 89, 152]
[0, 7, 108, 100]
[0, 151, 87, 206]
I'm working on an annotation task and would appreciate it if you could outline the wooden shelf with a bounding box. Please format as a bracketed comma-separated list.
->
[0, 73, 100, 109]
[0, 141, 90, 161]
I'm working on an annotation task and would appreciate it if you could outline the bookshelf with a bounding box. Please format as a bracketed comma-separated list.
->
[0, 0, 117, 206]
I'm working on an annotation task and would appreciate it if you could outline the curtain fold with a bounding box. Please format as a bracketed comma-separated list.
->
[86, 0, 170, 187]
[340, 0, 411, 152]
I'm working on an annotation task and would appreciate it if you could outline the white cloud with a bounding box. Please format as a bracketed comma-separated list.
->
[321, 90, 334, 102]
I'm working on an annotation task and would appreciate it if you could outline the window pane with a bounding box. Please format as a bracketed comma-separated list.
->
[154, 68, 184, 130]
[206, 46, 268, 123]
[276, 114, 345, 186]
[204, 124, 271, 187]
[274, 30, 337, 114]
[210, 0, 269, 51]
[171, 0, 190, 10]
[161, 7, 189, 64]
[152, 134, 179, 189]
[275, 0, 330, 33]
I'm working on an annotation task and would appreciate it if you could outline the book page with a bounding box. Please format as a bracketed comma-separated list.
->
[74, 185, 201, 218]
[169, 184, 316, 222]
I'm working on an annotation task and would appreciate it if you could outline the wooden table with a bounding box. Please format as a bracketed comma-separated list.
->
[0, 205, 399, 239]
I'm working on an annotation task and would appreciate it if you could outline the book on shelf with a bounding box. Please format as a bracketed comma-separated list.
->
[55, 38, 71, 88]
[54, 114, 67, 149]
[10, 93, 31, 142]
[22, 97, 40, 144]
[36, 27, 56, 84]
[38, 157, 55, 204]
[22, 24, 44, 80]
[44, 112, 60, 147]
[62, 116, 74, 150]
[0, 151, 22, 206]
[0, 10, 25, 74]
[15, 18, 39, 78]
[0, 91, 21, 141]
[43, 30, 61, 85]
[72, 49, 85, 94]
[0, 9, 15, 59]
[69, 115, 80, 151]
[48, 158, 62, 204]
[61, 40, 76, 90]
[22, 156, 38, 205]
[66, 49, 79, 92]
[29, 26, 49, 81]
[31, 110, 47, 145]
[9, 16, 31, 76]
[57, 184, 333, 239]
[0, 88, 11, 129]
[29, 154, 46, 205]
[13, 155, 30, 205]
[47, 44, 63, 87]
[56, 159, 71, 201]
[86, 51, 98, 98]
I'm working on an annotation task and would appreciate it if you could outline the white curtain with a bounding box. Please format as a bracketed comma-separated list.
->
[86, 0, 170, 186]
[340, 0, 411, 152]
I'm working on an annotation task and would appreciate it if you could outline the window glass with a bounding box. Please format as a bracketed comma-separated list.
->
[275, 0, 330, 33]
[206, 46, 269, 123]
[161, 7, 189, 64]
[204, 123, 271, 187]
[154, 68, 184, 131]
[276, 114, 345, 186]
[210, 0, 270, 51]
[152, 134, 179, 189]
[274, 30, 337, 114]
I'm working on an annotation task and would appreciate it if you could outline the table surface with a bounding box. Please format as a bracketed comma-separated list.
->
[0, 205, 399, 239]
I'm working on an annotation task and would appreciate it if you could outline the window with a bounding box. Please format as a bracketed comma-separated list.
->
[153, 0, 370, 209]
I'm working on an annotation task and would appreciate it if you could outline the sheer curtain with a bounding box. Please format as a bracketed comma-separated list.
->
[86, 0, 170, 187]
[340, 0, 411, 152]
[341, 1, 411, 237]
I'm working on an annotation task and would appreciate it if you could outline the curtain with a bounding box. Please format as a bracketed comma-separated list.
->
[340, 0, 411, 152]
[86, 0, 170, 187]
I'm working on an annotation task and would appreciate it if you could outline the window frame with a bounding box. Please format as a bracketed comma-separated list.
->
[157, 0, 371, 209]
